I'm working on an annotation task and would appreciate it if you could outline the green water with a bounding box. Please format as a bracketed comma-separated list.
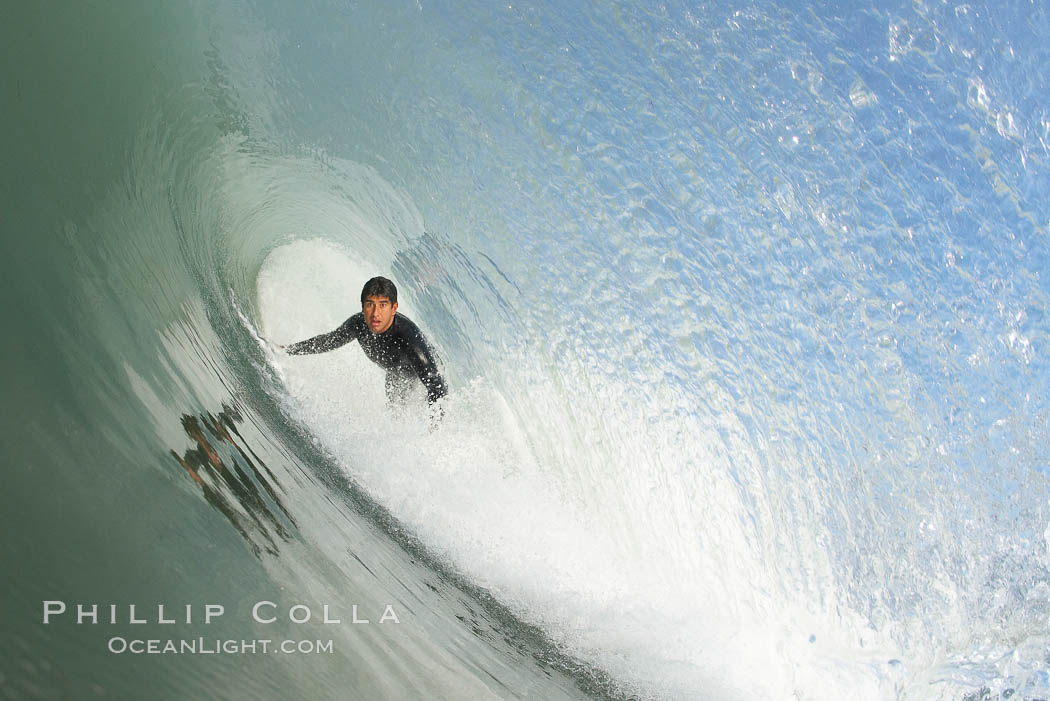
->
[1, 3, 606, 699]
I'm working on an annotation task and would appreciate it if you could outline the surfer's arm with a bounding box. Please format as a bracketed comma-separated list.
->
[285, 318, 357, 355]
[407, 334, 448, 404]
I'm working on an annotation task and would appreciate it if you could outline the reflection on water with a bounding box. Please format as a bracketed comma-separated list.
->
[170, 402, 296, 557]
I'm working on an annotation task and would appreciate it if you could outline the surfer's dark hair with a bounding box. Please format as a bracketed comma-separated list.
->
[361, 276, 398, 304]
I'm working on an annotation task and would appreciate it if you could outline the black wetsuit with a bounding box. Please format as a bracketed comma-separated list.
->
[285, 313, 448, 405]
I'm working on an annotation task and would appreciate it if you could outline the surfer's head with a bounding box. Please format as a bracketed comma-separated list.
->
[361, 276, 398, 305]
[361, 276, 398, 334]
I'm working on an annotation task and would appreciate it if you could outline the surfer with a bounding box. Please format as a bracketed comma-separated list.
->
[280, 276, 448, 408]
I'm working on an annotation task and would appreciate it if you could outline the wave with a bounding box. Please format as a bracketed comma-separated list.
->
[4, 0, 1050, 699]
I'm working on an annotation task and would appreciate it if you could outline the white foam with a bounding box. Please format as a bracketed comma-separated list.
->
[255, 239, 904, 700]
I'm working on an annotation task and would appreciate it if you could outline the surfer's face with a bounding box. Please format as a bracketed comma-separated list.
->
[362, 295, 397, 334]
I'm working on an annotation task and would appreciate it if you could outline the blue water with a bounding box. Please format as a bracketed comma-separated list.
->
[3, 1, 1050, 699]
